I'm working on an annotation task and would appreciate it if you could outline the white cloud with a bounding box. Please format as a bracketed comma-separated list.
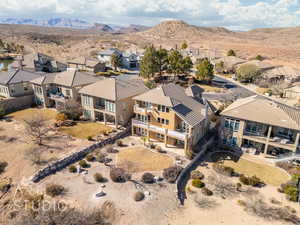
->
[0, 0, 299, 30]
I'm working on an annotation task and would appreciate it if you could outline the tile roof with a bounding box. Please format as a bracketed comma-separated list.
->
[134, 83, 207, 127]
[79, 78, 148, 101]
[221, 95, 300, 130]
[0, 69, 43, 85]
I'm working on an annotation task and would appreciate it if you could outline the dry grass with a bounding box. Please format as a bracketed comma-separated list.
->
[8, 108, 57, 121]
[223, 158, 290, 186]
[256, 87, 269, 94]
[59, 122, 113, 139]
[198, 84, 224, 93]
[116, 147, 173, 172]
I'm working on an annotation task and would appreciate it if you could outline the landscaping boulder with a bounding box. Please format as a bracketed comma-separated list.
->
[163, 166, 183, 183]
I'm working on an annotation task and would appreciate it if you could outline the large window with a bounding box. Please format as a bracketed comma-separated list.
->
[136, 114, 149, 123]
[105, 100, 116, 113]
[224, 118, 240, 131]
[223, 136, 237, 147]
[158, 105, 170, 113]
[157, 117, 169, 125]
[245, 122, 263, 134]
[82, 95, 92, 107]
[277, 127, 293, 139]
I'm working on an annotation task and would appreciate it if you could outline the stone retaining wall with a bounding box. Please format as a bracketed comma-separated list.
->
[0, 95, 33, 114]
[32, 127, 130, 183]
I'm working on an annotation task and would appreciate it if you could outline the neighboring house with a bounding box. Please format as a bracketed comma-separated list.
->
[284, 84, 300, 101]
[12, 53, 67, 73]
[121, 52, 139, 69]
[67, 57, 106, 73]
[79, 78, 148, 128]
[79, 78, 148, 127]
[220, 95, 300, 156]
[0, 69, 43, 98]
[30, 69, 100, 109]
[262, 66, 300, 84]
[132, 84, 211, 151]
[97, 48, 122, 67]
[212, 56, 246, 73]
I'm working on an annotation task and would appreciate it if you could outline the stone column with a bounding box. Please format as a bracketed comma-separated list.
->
[164, 128, 168, 147]
[115, 115, 118, 129]
[184, 134, 188, 152]
[104, 113, 107, 125]
[264, 125, 272, 155]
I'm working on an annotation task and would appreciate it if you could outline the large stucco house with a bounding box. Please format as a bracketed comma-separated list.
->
[0, 69, 43, 98]
[132, 84, 211, 151]
[220, 95, 300, 156]
[31, 69, 100, 109]
[79, 78, 148, 128]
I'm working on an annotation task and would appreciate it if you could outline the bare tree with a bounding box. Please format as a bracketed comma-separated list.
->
[23, 113, 51, 145]
[208, 174, 237, 198]
[193, 194, 218, 209]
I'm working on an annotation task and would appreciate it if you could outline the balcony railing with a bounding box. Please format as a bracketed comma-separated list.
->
[48, 93, 68, 102]
[132, 119, 187, 141]
[134, 104, 149, 114]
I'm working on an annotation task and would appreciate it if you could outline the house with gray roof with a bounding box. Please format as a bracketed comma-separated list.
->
[220, 95, 300, 156]
[79, 78, 148, 128]
[0, 69, 43, 98]
[31, 69, 100, 109]
[132, 83, 211, 151]
[97, 48, 122, 67]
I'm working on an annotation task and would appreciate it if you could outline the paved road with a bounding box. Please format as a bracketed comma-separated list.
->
[203, 76, 255, 102]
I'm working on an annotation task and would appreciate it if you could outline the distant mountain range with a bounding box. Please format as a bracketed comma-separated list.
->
[0, 18, 149, 33]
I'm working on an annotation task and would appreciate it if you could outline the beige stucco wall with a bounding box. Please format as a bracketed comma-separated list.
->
[0, 84, 10, 98]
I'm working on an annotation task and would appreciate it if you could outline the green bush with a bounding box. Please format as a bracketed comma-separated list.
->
[0, 107, 5, 119]
[291, 173, 300, 182]
[134, 191, 145, 201]
[283, 186, 299, 202]
[94, 173, 104, 183]
[79, 160, 89, 168]
[86, 154, 95, 162]
[212, 163, 234, 177]
[255, 55, 263, 61]
[192, 179, 205, 188]
[239, 174, 262, 187]
[0, 180, 11, 193]
[191, 170, 204, 180]
[46, 184, 65, 197]
[68, 165, 77, 173]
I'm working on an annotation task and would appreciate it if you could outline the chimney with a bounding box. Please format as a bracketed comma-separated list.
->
[17, 59, 23, 70]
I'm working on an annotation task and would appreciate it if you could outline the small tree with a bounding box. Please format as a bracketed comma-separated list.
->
[181, 56, 193, 75]
[236, 64, 261, 83]
[111, 53, 121, 71]
[196, 58, 214, 83]
[156, 47, 168, 75]
[167, 49, 184, 76]
[140, 45, 158, 79]
[62, 99, 82, 120]
[181, 42, 188, 50]
[227, 49, 236, 56]
[23, 113, 51, 145]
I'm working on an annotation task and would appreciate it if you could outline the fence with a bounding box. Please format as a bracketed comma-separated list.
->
[31, 126, 131, 183]
[176, 131, 217, 205]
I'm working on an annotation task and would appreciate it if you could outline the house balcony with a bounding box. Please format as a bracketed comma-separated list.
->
[132, 119, 187, 141]
[134, 104, 151, 114]
[94, 104, 105, 110]
[48, 93, 68, 102]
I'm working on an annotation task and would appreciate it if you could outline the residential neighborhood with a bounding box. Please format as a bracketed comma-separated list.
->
[1, 5, 300, 225]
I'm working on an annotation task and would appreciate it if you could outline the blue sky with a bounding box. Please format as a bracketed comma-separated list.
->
[0, 0, 299, 30]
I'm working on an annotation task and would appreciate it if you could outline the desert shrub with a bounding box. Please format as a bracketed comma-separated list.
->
[68, 165, 77, 173]
[0, 161, 8, 174]
[149, 142, 155, 149]
[0, 179, 11, 193]
[236, 182, 242, 191]
[201, 187, 213, 196]
[116, 140, 123, 147]
[162, 166, 183, 183]
[56, 113, 67, 122]
[212, 163, 234, 177]
[110, 168, 126, 182]
[87, 136, 93, 141]
[186, 186, 196, 194]
[193, 195, 218, 209]
[192, 179, 205, 188]
[239, 175, 263, 187]
[283, 186, 299, 202]
[0, 107, 5, 119]
[141, 172, 155, 184]
[208, 175, 238, 198]
[227, 49, 236, 56]
[46, 184, 65, 197]
[255, 55, 263, 61]
[94, 173, 104, 183]
[86, 154, 95, 162]
[105, 145, 115, 153]
[134, 191, 145, 201]
[79, 160, 89, 168]
[96, 152, 107, 163]
[191, 170, 204, 180]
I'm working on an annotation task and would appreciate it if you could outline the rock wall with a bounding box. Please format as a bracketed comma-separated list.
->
[32, 126, 130, 183]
